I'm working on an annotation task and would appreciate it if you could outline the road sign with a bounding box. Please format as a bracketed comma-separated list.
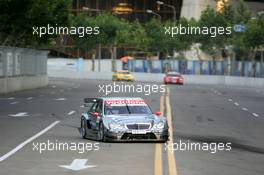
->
[234, 24, 246, 33]
[59, 159, 97, 171]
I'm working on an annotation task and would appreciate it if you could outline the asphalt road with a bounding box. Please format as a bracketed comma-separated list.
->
[0, 78, 264, 175]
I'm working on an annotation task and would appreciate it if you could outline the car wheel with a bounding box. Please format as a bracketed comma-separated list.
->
[98, 122, 106, 142]
[81, 118, 87, 139]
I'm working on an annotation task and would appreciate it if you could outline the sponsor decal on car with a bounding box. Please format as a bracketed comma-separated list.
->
[104, 99, 147, 106]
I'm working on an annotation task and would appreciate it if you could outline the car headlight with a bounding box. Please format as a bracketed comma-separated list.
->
[109, 123, 124, 130]
[153, 123, 165, 130]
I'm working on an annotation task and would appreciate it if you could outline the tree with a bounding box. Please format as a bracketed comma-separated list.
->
[232, 0, 252, 76]
[72, 14, 100, 71]
[144, 18, 165, 54]
[144, 18, 193, 58]
[243, 14, 264, 76]
[0, 0, 71, 47]
[197, 4, 234, 74]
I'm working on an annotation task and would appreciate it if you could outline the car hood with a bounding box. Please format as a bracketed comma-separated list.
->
[103, 114, 165, 126]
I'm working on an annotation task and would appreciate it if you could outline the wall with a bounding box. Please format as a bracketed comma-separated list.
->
[48, 58, 264, 88]
[0, 47, 49, 93]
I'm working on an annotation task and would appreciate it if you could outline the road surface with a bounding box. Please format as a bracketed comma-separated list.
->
[0, 78, 264, 175]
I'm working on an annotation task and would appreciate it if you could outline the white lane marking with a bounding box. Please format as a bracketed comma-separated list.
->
[234, 102, 240, 106]
[7, 97, 15, 100]
[228, 98, 233, 102]
[10, 101, 19, 105]
[252, 113, 259, 117]
[59, 159, 97, 171]
[242, 108, 248, 111]
[52, 85, 56, 88]
[68, 111, 76, 115]
[80, 105, 85, 108]
[0, 121, 60, 162]
[26, 97, 33, 100]
[9, 112, 29, 117]
[54, 98, 67, 101]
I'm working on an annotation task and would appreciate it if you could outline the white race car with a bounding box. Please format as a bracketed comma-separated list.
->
[79, 97, 169, 142]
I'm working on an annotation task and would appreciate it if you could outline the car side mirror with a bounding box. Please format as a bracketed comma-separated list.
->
[155, 111, 162, 116]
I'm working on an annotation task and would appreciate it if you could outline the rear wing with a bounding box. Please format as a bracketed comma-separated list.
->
[84, 98, 99, 104]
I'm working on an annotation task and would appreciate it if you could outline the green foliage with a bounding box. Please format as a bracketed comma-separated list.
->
[232, 0, 263, 61]
[197, 5, 234, 56]
[0, 0, 71, 47]
[243, 14, 264, 51]
[1, 0, 263, 63]
[144, 18, 166, 53]
[72, 14, 99, 51]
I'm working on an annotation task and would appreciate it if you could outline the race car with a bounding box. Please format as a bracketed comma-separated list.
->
[79, 97, 169, 142]
[164, 72, 184, 85]
[112, 70, 135, 81]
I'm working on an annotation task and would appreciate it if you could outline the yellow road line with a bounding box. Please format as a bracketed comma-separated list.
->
[154, 95, 165, 175]
[154, 143, 163, 175]
[166, 88, 178, 175]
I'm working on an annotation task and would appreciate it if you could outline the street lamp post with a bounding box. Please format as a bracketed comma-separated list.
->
[146, 9, 161, 21]
[156, 1, 176, 24]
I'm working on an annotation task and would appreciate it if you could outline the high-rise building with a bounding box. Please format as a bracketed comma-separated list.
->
[181, 0, 264, 20]
[73, 0, 182, 22]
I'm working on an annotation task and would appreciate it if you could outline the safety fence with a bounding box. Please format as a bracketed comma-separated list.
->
[127, 60, 264, 78]
[0, 47, 48, 77]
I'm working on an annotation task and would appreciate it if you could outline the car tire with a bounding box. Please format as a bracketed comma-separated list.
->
[81, 118, 87, 139]
[98, 122, 106, 142]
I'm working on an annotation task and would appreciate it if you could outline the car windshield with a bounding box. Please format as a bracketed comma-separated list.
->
[104, 105, 152, 115]
[167, 74, 181, 77]
[119, 72, 130, 74]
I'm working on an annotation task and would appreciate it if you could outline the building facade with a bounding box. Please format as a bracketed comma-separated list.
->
[181, 0, 264, 20]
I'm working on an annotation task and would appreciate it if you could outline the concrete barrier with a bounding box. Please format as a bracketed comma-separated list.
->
[48, 58, 264, 88]
[0, 75, 48, 93]
[0, 47, 49, 94]
[48, 67, 264, 88]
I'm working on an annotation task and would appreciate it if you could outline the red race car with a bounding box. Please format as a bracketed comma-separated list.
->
[164, 72, 184, 85]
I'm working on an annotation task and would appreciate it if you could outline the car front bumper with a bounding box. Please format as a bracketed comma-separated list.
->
[104, 129, 169, 142]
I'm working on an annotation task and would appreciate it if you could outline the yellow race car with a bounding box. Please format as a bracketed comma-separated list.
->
[112, 70, 135, 81]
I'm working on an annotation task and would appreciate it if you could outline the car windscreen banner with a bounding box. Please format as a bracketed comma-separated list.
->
[104, 100, 147, 106]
